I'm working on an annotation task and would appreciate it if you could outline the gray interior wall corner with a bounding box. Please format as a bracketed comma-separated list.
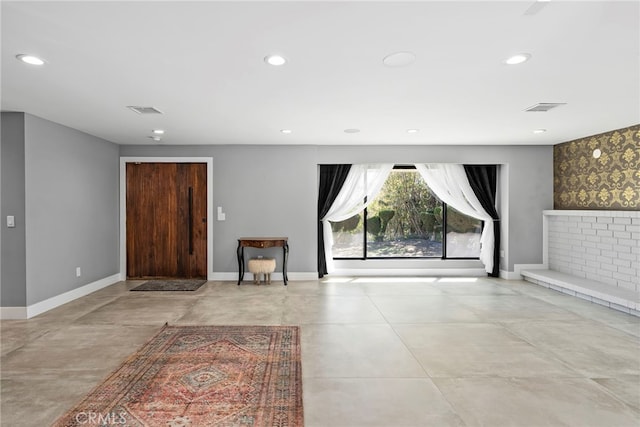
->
[24, 114, 119, 305]
[1, 112, 27, 306]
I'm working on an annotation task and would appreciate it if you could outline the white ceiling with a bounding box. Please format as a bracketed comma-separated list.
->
[2, 1, 639, 146]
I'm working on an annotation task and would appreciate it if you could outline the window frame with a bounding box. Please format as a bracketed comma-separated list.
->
[331, 165, 482, 261]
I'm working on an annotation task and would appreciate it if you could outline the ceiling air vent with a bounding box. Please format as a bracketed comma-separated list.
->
[523, 1, 551, 16]
[126, 106, 164, 115]
[524, 103, 566, 112]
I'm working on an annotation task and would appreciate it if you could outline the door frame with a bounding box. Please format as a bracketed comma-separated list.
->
[119, 157, 214, 280]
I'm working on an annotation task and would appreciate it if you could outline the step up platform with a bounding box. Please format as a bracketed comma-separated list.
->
[521, 269, 639, 317]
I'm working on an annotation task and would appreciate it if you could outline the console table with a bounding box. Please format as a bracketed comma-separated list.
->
[237, 237, 289, 285]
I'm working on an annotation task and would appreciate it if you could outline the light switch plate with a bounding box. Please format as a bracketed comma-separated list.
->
[7, 216, 15, 228]
[217, 206, 226, 221]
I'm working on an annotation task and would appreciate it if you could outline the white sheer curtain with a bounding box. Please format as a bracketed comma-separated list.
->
[415, 163, 495, 274]
[321, 164, 394, 273]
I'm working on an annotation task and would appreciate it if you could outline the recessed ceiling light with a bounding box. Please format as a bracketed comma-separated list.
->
[264, 55, 287, 66]
[407, 129, 419, 134]
[504, 53, 531, 65]
[383, 51, 416, 68]
[152, 129, 165, 135]
[533, 129, 547, 134]
[280, 129, 292, 134]
[16, 54, 45, 65]
[344, 129, 360, 134]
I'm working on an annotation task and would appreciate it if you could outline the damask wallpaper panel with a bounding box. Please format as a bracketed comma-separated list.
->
[554, 124, 639, 210]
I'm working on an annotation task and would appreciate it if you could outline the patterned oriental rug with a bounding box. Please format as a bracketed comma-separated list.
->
[53, 325, 303, 427]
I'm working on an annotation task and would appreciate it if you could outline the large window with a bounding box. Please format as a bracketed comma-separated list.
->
[330, 166, 482, 259]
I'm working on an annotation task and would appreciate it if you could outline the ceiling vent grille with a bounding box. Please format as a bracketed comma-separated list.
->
[524, 1, 550, 16]
[126, 106, 163, 115]
[524, 103, 566, 112]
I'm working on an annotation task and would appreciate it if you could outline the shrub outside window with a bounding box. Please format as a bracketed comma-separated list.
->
[330, 167, 482, 259]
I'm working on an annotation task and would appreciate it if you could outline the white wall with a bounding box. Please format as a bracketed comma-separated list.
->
[547, 212, 639, 291]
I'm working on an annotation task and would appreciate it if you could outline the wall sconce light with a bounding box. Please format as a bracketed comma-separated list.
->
[592, 148, 602, 159]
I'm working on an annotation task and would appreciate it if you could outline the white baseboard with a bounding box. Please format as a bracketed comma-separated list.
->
[0, 307, 28, 320]
[500, 264, 548, 281]
[210, 272, 239, 281]
[286, 272, 319, 280]
[2, 274, 120, 319]
[212, 270, 486, 280]
[210, 272, 318, 281]
[500, 270, 520, 280]
[513, 263, 547, 279]
[331, 268, 486, 277]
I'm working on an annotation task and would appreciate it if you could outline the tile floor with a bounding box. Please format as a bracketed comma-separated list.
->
[1, 277, 639, 426]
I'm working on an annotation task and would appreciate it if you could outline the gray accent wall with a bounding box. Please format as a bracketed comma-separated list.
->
[3, 127, 553, 309]
[1, 113, 27, 306]
[120, 145, 318, 274]
[315, 145, 553, 272]
[23, 114, 120, 305]
[2, 113, 120, 307]
[121, 144, 553, 274]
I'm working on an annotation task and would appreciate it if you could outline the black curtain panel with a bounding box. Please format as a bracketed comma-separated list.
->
[317, 164, 352, 277]
[464, 165, 500, 277]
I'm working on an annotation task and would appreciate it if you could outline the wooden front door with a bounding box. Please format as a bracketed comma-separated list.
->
[126, 162, 207, 279]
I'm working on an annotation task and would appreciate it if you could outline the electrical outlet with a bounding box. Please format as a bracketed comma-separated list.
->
[76, 267, 81, 277]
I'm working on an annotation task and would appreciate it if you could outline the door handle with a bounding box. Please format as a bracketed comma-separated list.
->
[188, 187, 194, 255]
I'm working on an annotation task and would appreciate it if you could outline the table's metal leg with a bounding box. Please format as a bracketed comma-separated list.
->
[283, 243, 289, 286]
[237, 244, 244, 285]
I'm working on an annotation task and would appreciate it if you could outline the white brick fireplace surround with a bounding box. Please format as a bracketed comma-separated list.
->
[521, 210, 639, 317]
